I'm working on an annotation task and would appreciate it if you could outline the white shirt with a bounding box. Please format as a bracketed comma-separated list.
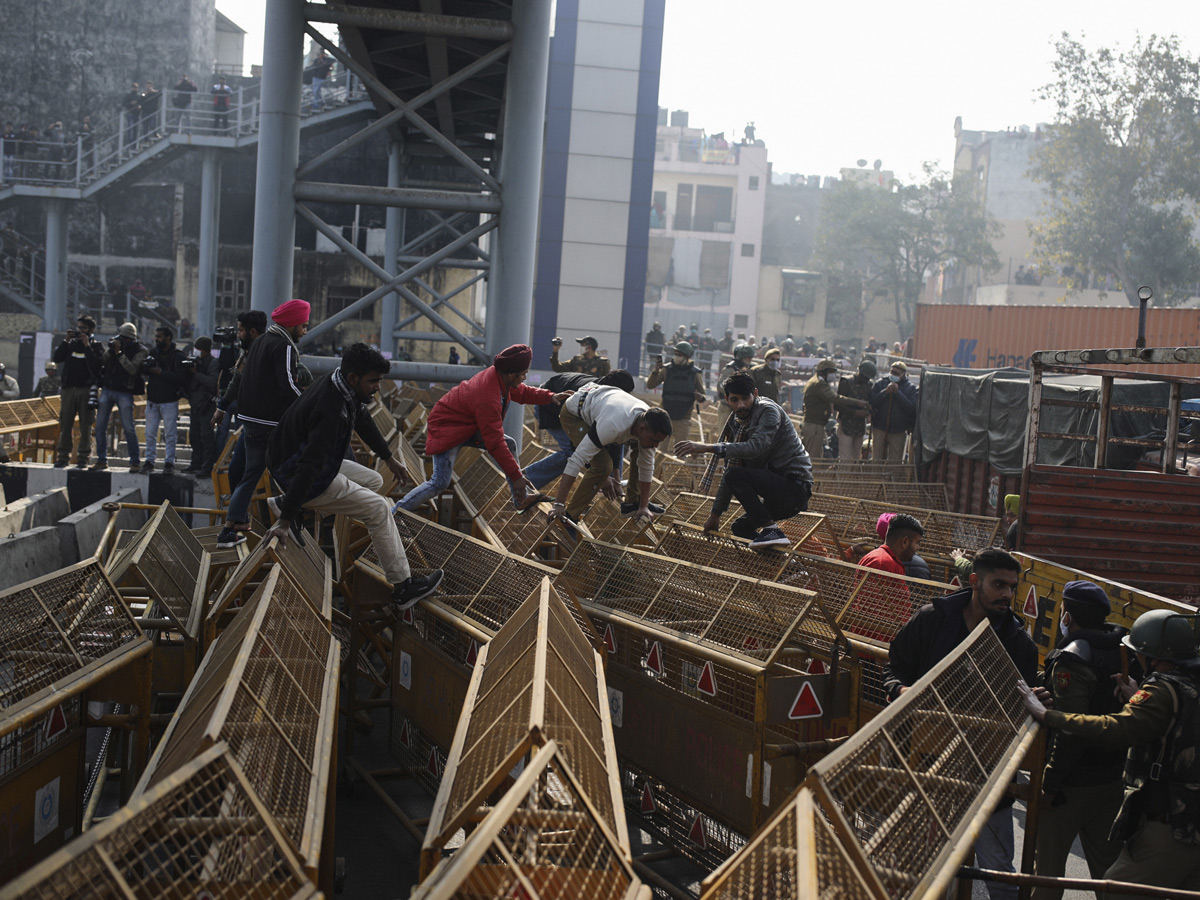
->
[562, 384, 654, 481]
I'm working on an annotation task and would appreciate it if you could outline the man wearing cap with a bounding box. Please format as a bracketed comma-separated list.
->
[92, 323, 149, 472]
[1031, 581, 1128, 900]
[265, 343, 444, 610]
[398, 344, 573, 514]
[645, 341, 705, 452]
[750, 347, 783, 403]
[551, 335, 611, 377]
[836, 359, 876, 461]
[1020, 608, 1200, 898]
[869, 359, 918, 462]
[217, 299, 310, 548]
[718, 328, 735, 354]
[803, 359, 869, 459]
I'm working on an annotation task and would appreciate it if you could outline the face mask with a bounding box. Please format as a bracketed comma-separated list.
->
[1059, 612, 1071, 639]
[889, 374, 901, 383]
[767, 360, 780, 371]
[673, 355, 686, 365]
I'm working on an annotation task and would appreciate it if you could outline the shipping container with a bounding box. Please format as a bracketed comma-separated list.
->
[912, 305, 1200, 376]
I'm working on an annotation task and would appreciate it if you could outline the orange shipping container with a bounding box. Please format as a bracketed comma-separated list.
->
[912, 304, 1200, 376]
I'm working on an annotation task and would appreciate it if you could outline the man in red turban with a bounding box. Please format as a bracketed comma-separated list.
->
[397, 343, 573, 513]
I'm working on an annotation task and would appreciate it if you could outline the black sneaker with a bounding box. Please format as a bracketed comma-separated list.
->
[139, 460, 154, 474]
[618, 501, 667, 518]
[162, 463, 175, 476]
[392, 569, 444, 611]
[216, 525, 248, 549]
[53, 458, 69, 468]
[181, 464, 201, 474]
[90, 460, 108, 471]
[748, 526, 790, 550]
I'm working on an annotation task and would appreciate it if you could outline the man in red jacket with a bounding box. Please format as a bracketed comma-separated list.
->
[859, 513, 924, 574]
[396, 343, 572, 513]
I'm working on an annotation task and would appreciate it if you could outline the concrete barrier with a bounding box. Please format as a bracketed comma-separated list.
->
[0, 526, 65, 590]
[0, 487, 71, 538]
[57, 487, 146, 565]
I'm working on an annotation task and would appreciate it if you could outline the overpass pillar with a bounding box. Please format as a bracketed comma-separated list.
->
[197, 149, 222, 338]
[43, 199, 69, 332]
[249, 0, 304, 313]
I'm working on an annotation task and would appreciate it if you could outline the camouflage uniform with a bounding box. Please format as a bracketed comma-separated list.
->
[1044, 669, 1200, 897]
[551, 352, 610, 377]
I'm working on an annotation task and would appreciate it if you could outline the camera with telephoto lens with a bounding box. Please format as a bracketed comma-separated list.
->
[87, 385, 99, 410]
[214, 325, 238, 345]
[142, 355, 157, 373]
[179, 357, 196, 371]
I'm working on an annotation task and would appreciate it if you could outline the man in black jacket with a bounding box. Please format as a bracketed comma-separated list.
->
[182, 336, 220, 478]
[141, 326, 186, 474]
[53, 314, 103, 467]
[883, 547, 1041, 900]
[92, 322, 148, 472]
[265, 344, 442, 609]
[217, 299, 309, 548]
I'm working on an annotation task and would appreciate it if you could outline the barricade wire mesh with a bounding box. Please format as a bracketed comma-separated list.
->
[807, 494, 1001, 555]
[810, 460, 913, 482]
[140, 566, 336, 870]
[417, 743, 638, 900]
[0, 744, 317, 900]
[431, 581, 619, 858]
[106, 503, 205, 637]
[805, 622, 1035, 900]
[0, 695, 82, 781]
[0, 560, 146, 725]
[657, 455, 709, 497]
[655, 524, 798, 584]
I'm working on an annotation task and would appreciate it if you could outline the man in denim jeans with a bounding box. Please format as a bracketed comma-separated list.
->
[216, 300, 310, 548]
[140, 326, 186, 474]
[91, 322, 148, 472]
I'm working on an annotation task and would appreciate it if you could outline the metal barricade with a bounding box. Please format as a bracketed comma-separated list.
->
[555, 537, 856, 868]
[134, 564, 339, 887]
[0, 398, 60, 463]
[0, 742, 319, 900]
[810, 459, 914, 482]
[453, 452, 572, 560]
[701, 621, 1038, 900]
[0, 560, 153, 881]
[813, 480, 949, 510]
[414, 741, 648, 900]
[105, 501, 211, 695]
[421, 578, 627, 879]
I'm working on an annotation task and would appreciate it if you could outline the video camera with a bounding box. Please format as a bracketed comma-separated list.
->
[214, 325, 238, 345]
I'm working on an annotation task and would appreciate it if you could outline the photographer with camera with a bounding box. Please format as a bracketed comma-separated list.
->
[140, 326, 186, 474]
[53, 315, 104, 468]
[92, 323, 148, 472]
[211, 312, 266, 456]
[182, 336, 220, 478]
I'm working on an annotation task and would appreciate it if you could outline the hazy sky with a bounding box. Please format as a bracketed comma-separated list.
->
[219, 0, 1197, 181]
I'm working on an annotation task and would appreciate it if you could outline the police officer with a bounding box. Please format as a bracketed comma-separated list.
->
[750, 346, 783, 403]
[646, 341, 705, 452]
[715, 342, 754, 401]
[802, 359, 868, 460]
[1031, 581, 1129, 900]
[551, 335, 611, 377]
[1020, 608, 1200, 898]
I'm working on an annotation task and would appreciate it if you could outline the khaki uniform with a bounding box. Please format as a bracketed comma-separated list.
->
[1045, 672, 1200, 899]
[551, 352, 610, 377]
[749, 362, 782, 403]
[802, 375, 865, 461]
[714, 361, 750, 401]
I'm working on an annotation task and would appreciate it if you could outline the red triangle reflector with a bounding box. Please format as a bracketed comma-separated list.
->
[426, 747, 440, 777]
[44, 705, 68, 740]
[466, 639, 479, 666]
[949, 575, 962, 588]
[640, 782, 656, 814]
[1023, 585, 1038, 617]
[696, 660, 717, 697]
[807, 658, 827, 675]
[604, 624, 616, 654]
[688, 813, 709, 849]
[402, 606, 415, 625]
[742, 635, 761, 651]
[788, 681, 824, 720]
[398, 719, 411, 748]
[645, 641, 664, 676]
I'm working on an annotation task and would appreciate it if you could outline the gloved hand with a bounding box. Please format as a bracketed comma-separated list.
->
[1016, 680, 1047, 722]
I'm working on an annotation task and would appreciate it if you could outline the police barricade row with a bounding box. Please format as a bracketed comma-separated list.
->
[1013, 551, 1197, 668]
[812, 478, 949, 511]
[807, 493, 1002, 580]
[0, 397, 62, 463]
[104, 501, 211, 698]
[0, 559, 153, 882]
[352, 511, 597, 797]
[0, 742, 320, 900]
[419, 578, 628, 884]
[554, 537, 855, 869]
[133, 563, 339, 886]
[700, 621, 1037, 900]
[809, 458, 914, 482]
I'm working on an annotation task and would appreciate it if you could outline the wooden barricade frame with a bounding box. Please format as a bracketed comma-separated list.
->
[0, 559, 154, 882]
[421, 578, 627, 880]
[554, 536, 857, 867]
[136, 564, 339, 888]
[0, 742, 320, 900]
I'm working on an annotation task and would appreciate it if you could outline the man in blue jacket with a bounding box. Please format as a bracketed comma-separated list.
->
[869, 359, 917, 462]
[264, 343, 442, 610]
